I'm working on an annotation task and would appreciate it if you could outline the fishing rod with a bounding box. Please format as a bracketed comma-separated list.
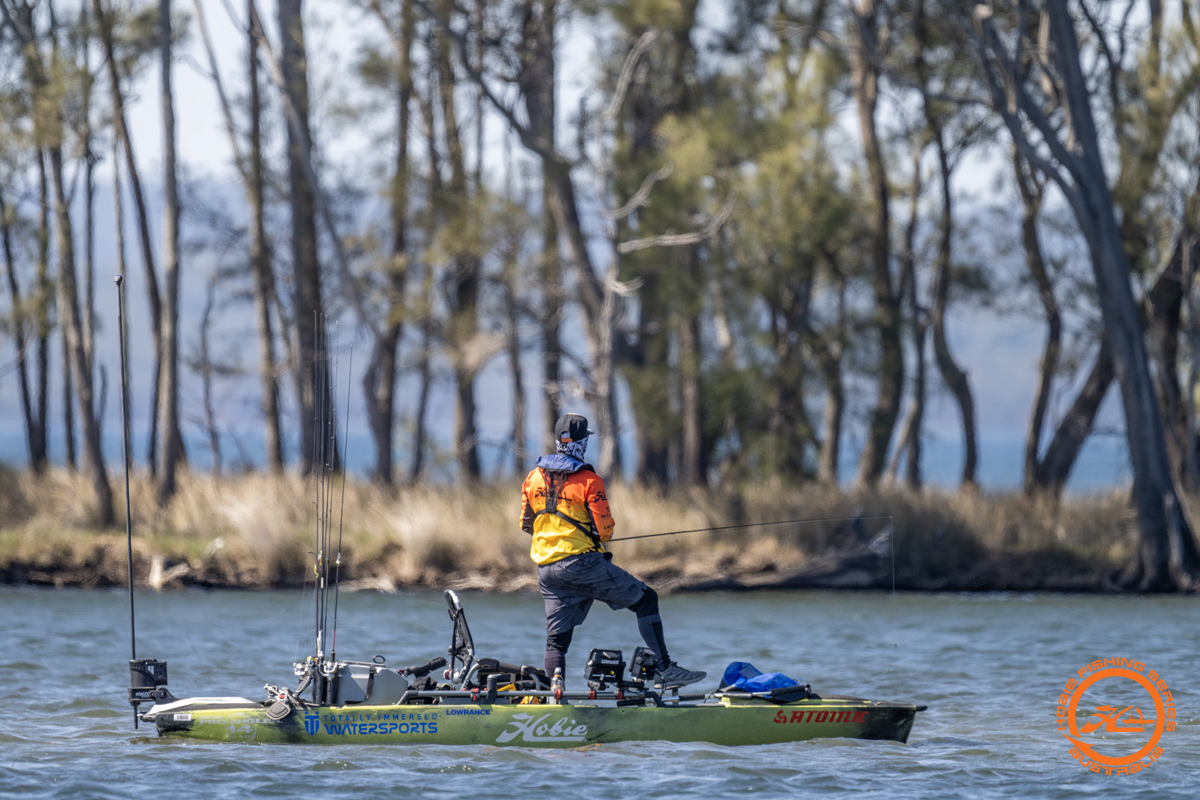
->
[320, 323, 339, 656]
[607, 514, 895, 543]
[116, 275, 137, 727]
[116, 275, 168, 730]
[329, 346, 353, 663]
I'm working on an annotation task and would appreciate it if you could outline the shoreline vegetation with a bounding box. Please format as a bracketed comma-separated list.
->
[0, 466, 1153, 593]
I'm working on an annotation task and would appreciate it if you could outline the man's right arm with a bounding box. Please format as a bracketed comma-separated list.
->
[520, 473, 536, 535]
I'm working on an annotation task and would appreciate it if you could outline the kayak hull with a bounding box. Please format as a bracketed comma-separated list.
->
[148, 695, 919, 747]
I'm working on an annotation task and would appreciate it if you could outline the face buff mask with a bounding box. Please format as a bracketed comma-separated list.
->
[557, 437, 588, 462]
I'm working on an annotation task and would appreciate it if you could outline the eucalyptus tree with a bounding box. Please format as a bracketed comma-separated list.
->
[2, 0, 114, 523]
[514, 0, 561, 452]
[156, 0, 183, 502]
[0, 76, 49, 473]
[729, 1, 867, 484]
[273, 0, 338, 473]
[955, 0, 1200, 589]
[93, 0, 165, 471]
[355, 0, 416, 486]
[190, 0, 285, 473]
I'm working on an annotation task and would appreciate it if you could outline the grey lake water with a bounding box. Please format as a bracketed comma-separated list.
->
[1, 587, 1197, 798]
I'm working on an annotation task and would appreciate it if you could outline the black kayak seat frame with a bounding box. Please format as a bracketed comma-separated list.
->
[444, 589, 550, 692]
[444, 590, 476, 684]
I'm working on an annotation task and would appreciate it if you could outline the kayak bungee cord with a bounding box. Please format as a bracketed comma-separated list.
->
[607, 514, 895, 542]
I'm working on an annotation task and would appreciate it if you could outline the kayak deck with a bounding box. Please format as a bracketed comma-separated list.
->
[146, 693, 922, 747]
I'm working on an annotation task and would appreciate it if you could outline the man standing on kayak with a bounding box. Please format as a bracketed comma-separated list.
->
[520, 413, 706, 690]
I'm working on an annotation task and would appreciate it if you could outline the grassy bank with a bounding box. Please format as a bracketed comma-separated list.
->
[0, 466, 1143, 592]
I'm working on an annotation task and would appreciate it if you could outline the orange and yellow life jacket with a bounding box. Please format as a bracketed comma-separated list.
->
[520, 455, 615, 565]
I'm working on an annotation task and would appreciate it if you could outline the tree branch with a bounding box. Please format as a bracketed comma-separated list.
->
[617, 191, 736, 253]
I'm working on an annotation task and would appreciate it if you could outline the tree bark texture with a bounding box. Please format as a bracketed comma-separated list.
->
[49, 146, 115, 523]
[0, 189, 43, 472]
[248, 5, 284, 473]
[279, 0, 337, 474]
[435, 9, 481, 481]
[515, 0, 561, 452]
[61, 298, 76, 470]
[850, 0, 903, 486]
[1015, 153, 1061, 496]
[9, 2, 112, 516]
[364, 0, 413, 486]
[928, 133, 977, 487]
[157, 0, 183, 503]
[1043, 0, 1198, 588]
[30, 153, 51, 473]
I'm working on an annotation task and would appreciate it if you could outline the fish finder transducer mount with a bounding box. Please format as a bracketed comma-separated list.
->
[129, 658, 173, 726]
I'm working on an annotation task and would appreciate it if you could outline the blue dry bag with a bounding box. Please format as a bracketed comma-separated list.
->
[721, 661, 800, 693]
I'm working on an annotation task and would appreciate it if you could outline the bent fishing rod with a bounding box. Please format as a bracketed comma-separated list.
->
[607, 514, 894, 543]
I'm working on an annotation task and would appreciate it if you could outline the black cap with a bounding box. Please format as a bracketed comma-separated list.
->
[555, 413, 595, 443]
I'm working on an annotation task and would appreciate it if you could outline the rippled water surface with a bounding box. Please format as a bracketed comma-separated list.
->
[2, 587, 1197, 798]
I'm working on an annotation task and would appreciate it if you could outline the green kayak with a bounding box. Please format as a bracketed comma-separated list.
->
[144, 693, 919, 746]
[135, 590, 924, 747]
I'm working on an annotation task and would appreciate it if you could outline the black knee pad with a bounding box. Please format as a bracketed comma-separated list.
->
[546, 629, 574, 653]
[631, 588, 659, 618]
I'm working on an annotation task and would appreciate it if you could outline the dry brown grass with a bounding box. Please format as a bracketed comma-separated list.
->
[0, 465, 1138, 591]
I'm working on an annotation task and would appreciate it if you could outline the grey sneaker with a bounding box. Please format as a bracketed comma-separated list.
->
[655, 662, 706, 689]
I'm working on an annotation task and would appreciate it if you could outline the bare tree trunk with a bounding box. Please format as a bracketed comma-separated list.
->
[81, 0, 96, 390]
[1148, 239, 1187, 482]
[1047, 0, 1197, 588]
[247, 6, 283, 473]
[928, 133, 976, 487]
[197, 276, 221, 475]
[805, 274, 844, 485]
[435, 9, 481, 482]
[194, 0, 284, 474]
[48, 146, 114, 523]
[94, 0, 163, 472]
[61, 305, 76, 470]
[541, 173, 561, 452]
[0, 190, 40, 471]
[156, 0, 182, 503]
[410, 268, 434, 483]
[1184, 234, 1200, 493]
[279, 0, 336, 473]
[31, 153, 51, 473]
[364, 0, 413, 486]
[515, 0, 560, 452]
[634, 272, 670, 484]
[1014, 153, 1060, 495]
[890, 151, 926, 490]
[850, 0, 903, 486]
[679, 304, 702, 485]
[503, 246, 527, 475]
[501, 138, 527, 475]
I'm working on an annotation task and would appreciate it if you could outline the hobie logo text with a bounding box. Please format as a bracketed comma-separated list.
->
[496, 713, 588, 743]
